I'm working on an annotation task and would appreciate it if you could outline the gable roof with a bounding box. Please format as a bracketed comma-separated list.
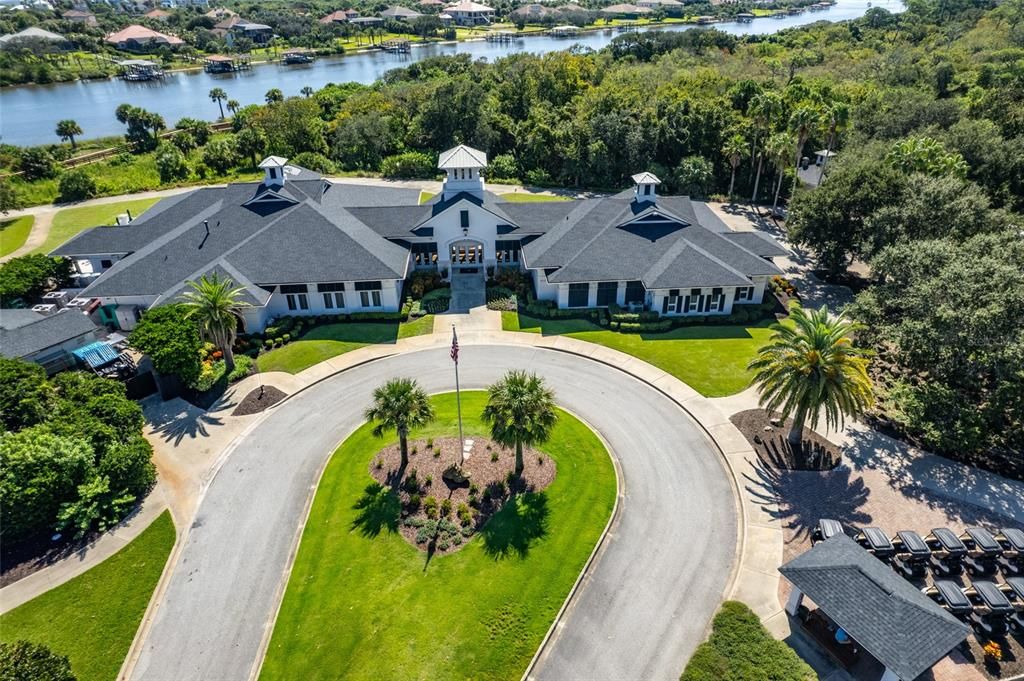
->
[521, 194, 784, 288]
[0, 26, 66, 43]
[780, 535, 970, 681]
[381, 5, 424, 18]
[437, 144, 487, 169]
[105, 24, 183, 45]
[0, 309, 99, 358]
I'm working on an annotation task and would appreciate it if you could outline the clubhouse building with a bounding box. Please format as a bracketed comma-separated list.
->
[52, 146, 787, 332]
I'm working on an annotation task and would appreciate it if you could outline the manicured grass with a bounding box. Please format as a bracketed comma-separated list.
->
[32, 198, 160, 255]
[0, 511, 176, 681]
[256, 316, 434, 374]
[0, 215, 34, 257]
[419, 190, 436, 204]
[260, 392, 616, 681]
[497, 192, 571, 202]
[680, 601, 814, 681]
[502, 311, 776, 398]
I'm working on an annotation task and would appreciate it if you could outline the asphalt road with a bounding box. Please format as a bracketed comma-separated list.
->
[130, 345, 737, 681]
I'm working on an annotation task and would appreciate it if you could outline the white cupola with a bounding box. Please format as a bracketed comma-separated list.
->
[438, 145, 487, 200]
[259, 156, 289, 188]
[632, 171, 661, 204]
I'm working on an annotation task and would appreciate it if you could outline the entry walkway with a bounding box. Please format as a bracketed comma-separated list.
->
[448, 268, 486, 311]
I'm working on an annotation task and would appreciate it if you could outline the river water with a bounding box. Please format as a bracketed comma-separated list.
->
[0, 0, 901, 146]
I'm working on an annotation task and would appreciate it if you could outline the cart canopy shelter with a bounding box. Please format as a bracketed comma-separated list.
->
[780, 534, 970, 681]
[72, 340, 119, 369]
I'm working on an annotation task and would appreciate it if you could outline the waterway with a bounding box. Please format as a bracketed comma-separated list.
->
[0, 0, 902, 146]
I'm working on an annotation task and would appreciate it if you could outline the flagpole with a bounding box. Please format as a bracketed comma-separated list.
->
[452, 324, 465, 467]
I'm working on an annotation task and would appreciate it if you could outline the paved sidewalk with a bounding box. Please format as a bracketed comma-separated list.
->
[0, 483, 170, 614]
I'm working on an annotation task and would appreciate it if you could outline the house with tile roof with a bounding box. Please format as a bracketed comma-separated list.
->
[105, 25, 184, 50]
[50, 148, 786, 332]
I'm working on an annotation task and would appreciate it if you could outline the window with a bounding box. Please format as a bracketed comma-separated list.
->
[567, 283, 589, 308]
[460, 210, 470, 229]
[322, 292, 344, 309]
[644, 184, 651, 195]
[624, 280, 645, 305]
[356, 281, 382, 308]
[495, 240, 520, 264]
[100, 259, 113, 269]
[685, 288, 702, 314]
[286, 293, 308, 311]
[360, 290, 382, 307]
[710, 288, 725, 312]
[412, 243, 438, 268]
[596, 281, 618, 307]
[735, 286, 755, 302]
[662, 289, 681, 314]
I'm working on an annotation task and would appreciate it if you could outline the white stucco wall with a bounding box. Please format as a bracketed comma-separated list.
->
[649, 287, 737, 316]
[257, 279, 403, 330]
[531, 269, 558, 302]
[421, 198, 507, 272]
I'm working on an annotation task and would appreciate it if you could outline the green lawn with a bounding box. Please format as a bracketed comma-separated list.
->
[0, 215, 34, 257]
[419, 191, 436, 204]
[256, 316, 435, 374]
[32, 198, 160, 255]
[502, 311, 776, 398]
[497, 193, 571, 203]
[0, 511, 176, 681]
[260, 392, 615, 680]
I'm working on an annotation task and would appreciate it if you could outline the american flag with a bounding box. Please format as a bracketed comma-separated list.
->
[450, 327, 459, 364]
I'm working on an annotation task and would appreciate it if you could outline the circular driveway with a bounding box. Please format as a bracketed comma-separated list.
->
[130, 345, 737, 681]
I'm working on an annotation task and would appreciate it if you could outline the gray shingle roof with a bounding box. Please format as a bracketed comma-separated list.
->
[521, 196, 784, 288]
[0, 309, 99, 358]
[780, 534, 970, 681]
[721, 231, 791, 257]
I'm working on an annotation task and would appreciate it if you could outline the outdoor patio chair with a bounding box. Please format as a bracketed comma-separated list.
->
[925, 528, 967, 576]
[922, 580, 973, 618]
[811, 518, 845, 545]
[960, 528, 1002, 576]
[995, 528, 1024, 575]
[854, 527, 895, 561]
[892, 530, 931, 579]
[963, 580, 1015, 636]
[998, 577, 1024, 631]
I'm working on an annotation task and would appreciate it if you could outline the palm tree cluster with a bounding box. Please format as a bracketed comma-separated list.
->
[748, 305, 873, 460]
[181, 273, 250, 372]
[732, 92, 849, 213]
[365, 371, 558, 477]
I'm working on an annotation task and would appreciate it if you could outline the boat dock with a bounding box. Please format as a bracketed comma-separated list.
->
[548, 25, 580, 37]
[380, 39, 411, 54]
[117, 59, 164, 81]
[204, 54, 251, 73]
[485, 30, 520, 43]
[281, 49, 315, 64]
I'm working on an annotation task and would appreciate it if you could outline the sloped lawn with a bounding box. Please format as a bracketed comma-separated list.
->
[0, 215, 34, 257]
[260, 392, 615, 680]
[256, 316, 434, 374]
[502, 311, 777, 398]
[0, 511, 175, 681]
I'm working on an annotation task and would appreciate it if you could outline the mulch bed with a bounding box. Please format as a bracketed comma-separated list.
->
[730, 409, 842, 471]
[368, 437, 556, 555]
[0, 529, 104, 588]
[232, 385, 287, 416]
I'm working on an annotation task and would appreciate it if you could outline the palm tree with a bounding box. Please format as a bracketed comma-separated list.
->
[209, 87, 228, 120]
[56, 119, 83, 149]
[300, 86, 314, 98]
[765, 132, 794, 214]
[226, 99, 240, 116]
[265, 88, 284, 105]
[748, 91, 782, 204]
[788, 104, 822, 175]
[481, 370, 557, 477]
[748, 305, 873, 459]
[818, 102, 848, 183]
[181, 273, 249, 373]
[364, 378, 435, 470]
[722, 133, 746, 200]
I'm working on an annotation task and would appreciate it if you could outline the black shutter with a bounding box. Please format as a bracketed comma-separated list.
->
[662, 296, 669, 313]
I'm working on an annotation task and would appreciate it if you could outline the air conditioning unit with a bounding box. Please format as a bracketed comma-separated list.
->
[42, 290, 69, 308]
[31, 304, 58, 315]
[65, 297, 92, 310]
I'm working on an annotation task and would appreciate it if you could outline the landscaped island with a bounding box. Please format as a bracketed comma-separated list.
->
[259, 390, 615, 679]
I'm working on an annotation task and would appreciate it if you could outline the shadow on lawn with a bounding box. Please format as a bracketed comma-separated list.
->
[351, 482, 401, 537]
[478, 492, 549, 560]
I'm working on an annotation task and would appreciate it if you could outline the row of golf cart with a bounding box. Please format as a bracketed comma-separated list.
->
[813, 519, 1024, 637]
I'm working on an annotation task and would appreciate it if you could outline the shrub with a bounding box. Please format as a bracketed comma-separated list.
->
[155, 144, 189, 182]
[423, 496, 438, 519]
[201, 137, 239, 174]
[680, 601, 814, 681]
[380, 151, 436, 179]
[290, 151, 336, 173]
[19, 147, 59, 180]
[57, 169, 98, 202]
[457, 502, 473, 526]
[486, 286, 517, 311]
[129, 304, 203, 386]
[440, 498, 452, 517]
[408, 493, 421, 510]
[407, 270, 443, 299]
[489, 153, 518, 180]
[0, 640, 75, 681]
[227, 355, 254, 382]
[193, 360, 226, 392]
